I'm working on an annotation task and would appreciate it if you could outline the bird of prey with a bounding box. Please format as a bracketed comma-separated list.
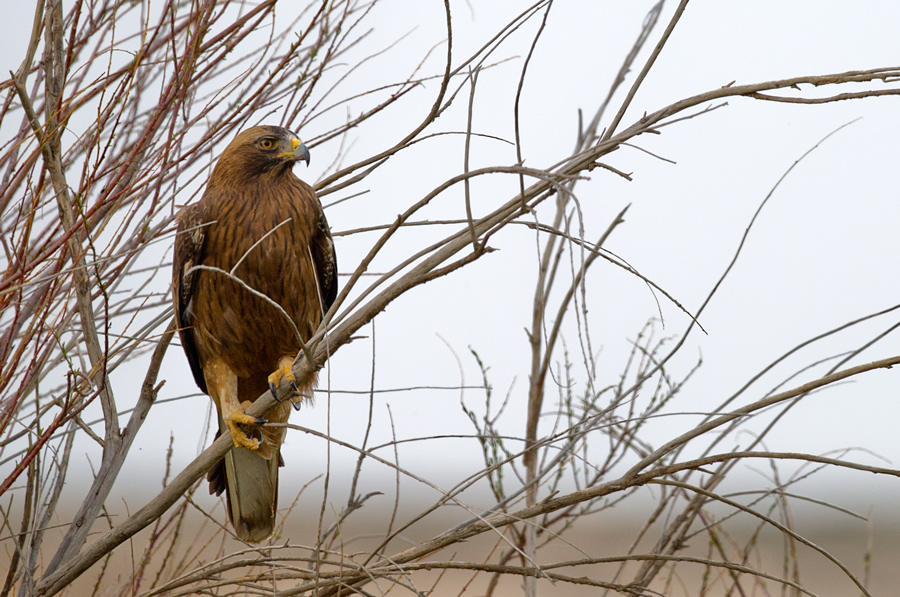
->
[172, 125, 337, 542]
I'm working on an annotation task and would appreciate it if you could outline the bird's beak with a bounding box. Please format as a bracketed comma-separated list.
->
[288, 137, 310, 166]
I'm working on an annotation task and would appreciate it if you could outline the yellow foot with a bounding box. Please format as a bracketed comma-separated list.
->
[267, 355, 299, 401]
[225, 403, 267, 450]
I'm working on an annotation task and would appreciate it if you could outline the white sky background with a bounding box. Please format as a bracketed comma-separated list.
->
[3, 0, 900, 528]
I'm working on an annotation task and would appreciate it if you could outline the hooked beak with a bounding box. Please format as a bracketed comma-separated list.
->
[289, 137, 310, 166]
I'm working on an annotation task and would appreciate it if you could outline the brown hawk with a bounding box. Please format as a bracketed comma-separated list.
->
[172, 125, 337, 542]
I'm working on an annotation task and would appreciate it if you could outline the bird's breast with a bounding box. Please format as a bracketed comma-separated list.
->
[192, 194, 322, 378]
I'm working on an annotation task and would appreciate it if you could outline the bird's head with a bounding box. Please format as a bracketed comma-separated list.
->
[210, 125, 310, 184]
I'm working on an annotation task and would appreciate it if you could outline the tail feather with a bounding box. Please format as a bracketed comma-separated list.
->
[223, 440, 280, 543]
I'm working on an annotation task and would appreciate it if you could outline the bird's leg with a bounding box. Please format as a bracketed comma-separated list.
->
[205, 359, 267, 450]
[267, 355, 299, 401]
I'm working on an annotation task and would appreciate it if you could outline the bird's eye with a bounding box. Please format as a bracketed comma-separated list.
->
[259, 138, 276, 150]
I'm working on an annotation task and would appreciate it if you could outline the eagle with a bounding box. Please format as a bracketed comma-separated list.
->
[172, 125, 337, 543]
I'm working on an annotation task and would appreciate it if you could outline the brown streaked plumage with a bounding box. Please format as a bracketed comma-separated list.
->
[173, 125, 337, 543]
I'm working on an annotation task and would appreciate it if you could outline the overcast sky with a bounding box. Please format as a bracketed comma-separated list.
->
[3, 0, 900, 526]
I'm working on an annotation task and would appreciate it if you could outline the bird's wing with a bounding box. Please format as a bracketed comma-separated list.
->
[310, 204, 338, 315]
[173, 202, 210, 393]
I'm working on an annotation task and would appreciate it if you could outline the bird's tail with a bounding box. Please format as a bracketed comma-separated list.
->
[208, 420, 280, 543]
[223, 440, 280, 542]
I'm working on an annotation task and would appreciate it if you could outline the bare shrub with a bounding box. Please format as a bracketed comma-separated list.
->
[2, 1, 899, 596]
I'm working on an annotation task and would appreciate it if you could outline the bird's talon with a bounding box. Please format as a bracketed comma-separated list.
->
[290, 379, 299, 392]
[269, 381, 282, 402]
[268, 356, 298, 399]
[291, 399, 302, 412]
[228, 430, 260, 451]
[225, 410, 267, 451]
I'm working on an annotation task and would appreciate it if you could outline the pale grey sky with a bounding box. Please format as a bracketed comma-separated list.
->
[3, 0, 900, 524]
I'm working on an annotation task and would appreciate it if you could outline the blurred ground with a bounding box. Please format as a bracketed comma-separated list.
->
[5, 490, 898, 596]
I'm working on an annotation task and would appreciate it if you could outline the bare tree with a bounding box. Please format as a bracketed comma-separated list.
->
[2, 1, 900, 596]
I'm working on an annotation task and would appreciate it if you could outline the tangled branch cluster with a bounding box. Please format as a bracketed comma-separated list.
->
[2, 1, 900, 596]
